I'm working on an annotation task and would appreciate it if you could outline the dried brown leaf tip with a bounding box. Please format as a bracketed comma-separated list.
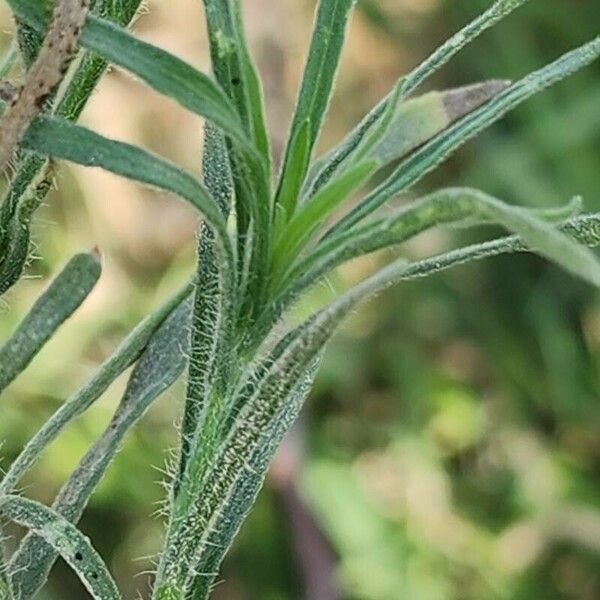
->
[0, 0, 91, 170]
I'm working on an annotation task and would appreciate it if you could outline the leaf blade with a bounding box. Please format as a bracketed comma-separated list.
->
[305, 0, 529, 196]
[278, 0, 356, 194]
[0, 496, 121, 600]
[328, 35, 600, 236]
[0, 252, 101, 392]
[7, 296, 192, 600]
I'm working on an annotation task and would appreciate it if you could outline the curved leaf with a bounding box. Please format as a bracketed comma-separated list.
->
[327, 35, 600, 236]
[7, 296, 192, 600]
[0, 496, 121, 600]
[0, 284, 192, 497]
[305, 0, 529, 196]
[6, 0, 246, 147]
[12, 109, 236, 302]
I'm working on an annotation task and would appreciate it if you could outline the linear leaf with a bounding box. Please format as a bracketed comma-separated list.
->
[186, 362, 320, 599]
[151, 257, 417, 598]
[305, 0, 529, 196]
[274, 118, 312, 226]
[366, 81, 510, 165]
[392, 214, 600, 282]
[7, 107, 237, 302]
[0, 174, 52, 296]
[152, 325, 323, 598]
[328, 35, 600, 236]
[203, 0, 271, 167]
[6, 0, 246, 147]
[0, 252, 101, 392]
[8, 296, 192, 600]
[0, 496, 121, 600]
[298, 192, 591, 293]
[202, 0, 272, 301]
[0, 284, 192, 497]
[272, 160, 378, 284]
[260, 194, 598, 342]
[279, 0, 356, 194]
[0, 1, 144, 297]
[175, 123, 233, 499]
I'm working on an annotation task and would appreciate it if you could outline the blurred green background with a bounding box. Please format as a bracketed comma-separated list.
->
[1, 0, 599, 598]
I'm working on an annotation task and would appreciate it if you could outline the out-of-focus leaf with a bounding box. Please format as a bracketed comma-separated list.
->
[0, 284, 192, 497]
[0, 252, 101, 392]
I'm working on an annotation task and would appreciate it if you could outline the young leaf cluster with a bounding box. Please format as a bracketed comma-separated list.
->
[0, 1, 599, 598]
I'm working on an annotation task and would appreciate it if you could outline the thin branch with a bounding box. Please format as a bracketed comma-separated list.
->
[0, 0, 90, 170]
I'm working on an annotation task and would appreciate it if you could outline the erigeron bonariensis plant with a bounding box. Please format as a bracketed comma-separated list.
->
[0, 0, 599, 598]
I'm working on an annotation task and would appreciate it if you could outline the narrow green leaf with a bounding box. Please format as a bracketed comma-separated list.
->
[152, 257, 406, 598]
[471, 190, 600, 286]
[274, 118, 312, 226]
[0, 175, 52, 297]
[152, 325, 324, 598]
[0, 0, 144, 289]
[328, 36, 600, 236]
[203, 0, 271, 168]
[8, 107, 236, 300]
[306, 0, 529, 196]
[279, 0, 356, 194]
[393, 213, 600, 282]
[0, 252, 101, 393]
[259, 193, 598, 343]
[0, 496, 121, 600]
[175, 123, 233, 499]
[272, 160, 378, 284]
[8, 296, 192, 600]
[202, 0, 273, 300]
[0, 284, 192, 498]
[6, 0, 247, 147]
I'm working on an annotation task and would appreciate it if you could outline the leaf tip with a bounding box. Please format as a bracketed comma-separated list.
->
[442, 79, 511, 121]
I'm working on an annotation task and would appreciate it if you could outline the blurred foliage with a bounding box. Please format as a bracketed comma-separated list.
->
[0, 0, 599, 598]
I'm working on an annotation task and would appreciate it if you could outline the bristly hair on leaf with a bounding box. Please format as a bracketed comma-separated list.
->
[1, 0, 600, 598]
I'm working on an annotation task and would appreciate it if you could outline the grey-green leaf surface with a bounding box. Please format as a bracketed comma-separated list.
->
[0, 0, 144, 294]
[186, 362, 320, 599]
[0, 496, 121, 600]
[202, 0, 272, 291]
[152, 326, 325, 598]
[305, 0, 529, 196]
[8, 295, 192, 600]
[0, 252, 101, 393]
[0, 173, 52, 296]
[0, 284, 192, 498]
[372, 213, 600, 284]
[176, 123, 233, 499]
[327, 35, 600, 236]
[203, 0, 271, 168]
[366, 81, 510, 166]
[279, 0, 356, 194]
[261, 192, 599, 341]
